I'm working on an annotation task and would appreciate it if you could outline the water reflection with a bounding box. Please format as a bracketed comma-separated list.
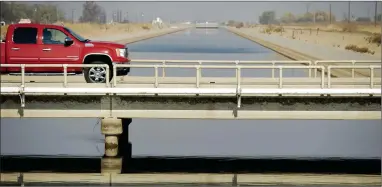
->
[1, 156, 380, 174]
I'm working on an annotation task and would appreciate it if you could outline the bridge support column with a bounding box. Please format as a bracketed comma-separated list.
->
[101, 117, 122, 157]
[100, 118, 132, 174]
[101, 156, 122, 174]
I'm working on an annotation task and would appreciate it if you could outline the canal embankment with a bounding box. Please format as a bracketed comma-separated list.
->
[91, 25, 190, 44]
[1, 173, 381, 186]
[225, 27, 381, 77]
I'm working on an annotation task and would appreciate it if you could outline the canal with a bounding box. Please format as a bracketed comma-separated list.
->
[0, 28, 380, 173]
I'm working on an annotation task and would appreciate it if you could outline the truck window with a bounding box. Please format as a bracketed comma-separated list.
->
[64, 27, 86, 42]
[13, 27, 38, 44]
[42, 28, 68, 45]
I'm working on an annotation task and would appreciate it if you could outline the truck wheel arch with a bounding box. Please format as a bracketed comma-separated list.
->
[83, 53, 113, 67]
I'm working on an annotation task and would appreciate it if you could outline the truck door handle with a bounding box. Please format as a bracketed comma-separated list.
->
[11, 47, 20, 51]
[42, 48, 51, 51]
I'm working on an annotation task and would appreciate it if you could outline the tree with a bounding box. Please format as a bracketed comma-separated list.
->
[314, 11, 336, 22]
[280, 12, 296, 23]
[79, 1, 104, 23]
[34, 4, 63, 24]
[0, 2, 65, 24]
[227, 20, 236, 26]
[296, 12, 314, 22]
[377, 13, 382, 22]
[259, 11, 276, 24]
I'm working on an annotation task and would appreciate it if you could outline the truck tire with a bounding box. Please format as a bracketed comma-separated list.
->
[116, 67, 130, 76]
[84, 61, 113, 83]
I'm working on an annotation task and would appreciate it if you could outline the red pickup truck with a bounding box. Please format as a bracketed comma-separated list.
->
[0, 23, 130, 83]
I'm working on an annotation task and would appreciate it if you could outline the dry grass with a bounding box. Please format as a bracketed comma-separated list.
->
[345, 44, 375, 54]
[1, 25, 8, 39]
[260, 25, 284, 34]
[365, 33, 382, 46]
[61, 22, 157, 38]
[274, 22, 381, 34]
[141, 25, 151, 30]
[235, 22, 244, 28]
[250, 22, 381, 56]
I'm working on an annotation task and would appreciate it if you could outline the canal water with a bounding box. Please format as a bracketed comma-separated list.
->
[0, 28, 380, 173]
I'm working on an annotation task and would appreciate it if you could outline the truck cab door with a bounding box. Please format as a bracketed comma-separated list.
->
[39, 27, 80, 73]
[7, 26, 40, 73]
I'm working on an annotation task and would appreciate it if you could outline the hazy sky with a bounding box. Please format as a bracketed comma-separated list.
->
[26, 1, 382, 23]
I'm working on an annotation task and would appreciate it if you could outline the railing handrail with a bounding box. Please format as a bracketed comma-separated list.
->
[1, 87, 380, 96]
[327, 65, 381, 88]
[1, 64, 381, 89]
[1, 63, 380, 90]
[313, 60, 381, 78]
[1, 62, 379, 109]
[2, 60, 379, 66]
[131, 59, 312, 64]
[315, 60, 381, 64]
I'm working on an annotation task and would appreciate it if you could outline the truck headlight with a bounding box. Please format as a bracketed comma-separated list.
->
[116, 48, 126, 57]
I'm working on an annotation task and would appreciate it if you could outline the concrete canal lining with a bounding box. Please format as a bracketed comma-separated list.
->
[1, 173, 381, 186]
[225, 27, 380, 78]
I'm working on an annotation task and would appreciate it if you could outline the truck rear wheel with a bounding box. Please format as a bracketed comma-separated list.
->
[84, 61, 113, 83]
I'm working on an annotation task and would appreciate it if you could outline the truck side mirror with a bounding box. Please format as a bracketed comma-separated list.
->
[64, 37, 73, 46]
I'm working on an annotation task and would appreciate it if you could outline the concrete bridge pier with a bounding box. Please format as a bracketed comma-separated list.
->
[101, 117, 123, 157]
[101, 156, 123, 174]
[100, 117, 132, 174]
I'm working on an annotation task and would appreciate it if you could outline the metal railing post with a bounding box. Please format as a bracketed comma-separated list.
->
[154, 65, 159, 88]
[63, 64, 68, 87]
[308, 61, 312, 78]
[320, 66, 325, 88]
[278, 67, 283, 88]
[370, 66, 374, 89]
[21, 64, 25, 87]
[271, 61, 275, 78]
[113, 65, 117, 87]
[351, 60, 355, 78]
[196, 65, 200, 88]
[162, 60, 166, 77]
[105, 65, 110, 87]
[314, 61, 318, 78]
[327, 66, 332, 88]
[236, 66, 241, 89]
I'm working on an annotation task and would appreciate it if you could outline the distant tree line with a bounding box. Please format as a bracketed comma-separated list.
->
[259, 11, 336, 24]
[258, 10, 382, 25]
[0, 1, 107, 24]
[226, 20, 244, 28]
[0, 1, 65, 24]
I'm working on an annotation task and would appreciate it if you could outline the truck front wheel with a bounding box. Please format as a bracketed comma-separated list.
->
[84, 61, 113, 83]
[116, 67, 130, 76]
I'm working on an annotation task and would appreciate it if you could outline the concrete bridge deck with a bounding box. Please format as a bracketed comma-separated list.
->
[195, 22, 219, 28]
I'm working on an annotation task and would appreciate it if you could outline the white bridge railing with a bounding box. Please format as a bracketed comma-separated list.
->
[132, 59, 381, 78]
[1, 62, 380, 89]
[1, 61, 380, 108]
[114, 64, 328, 88]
